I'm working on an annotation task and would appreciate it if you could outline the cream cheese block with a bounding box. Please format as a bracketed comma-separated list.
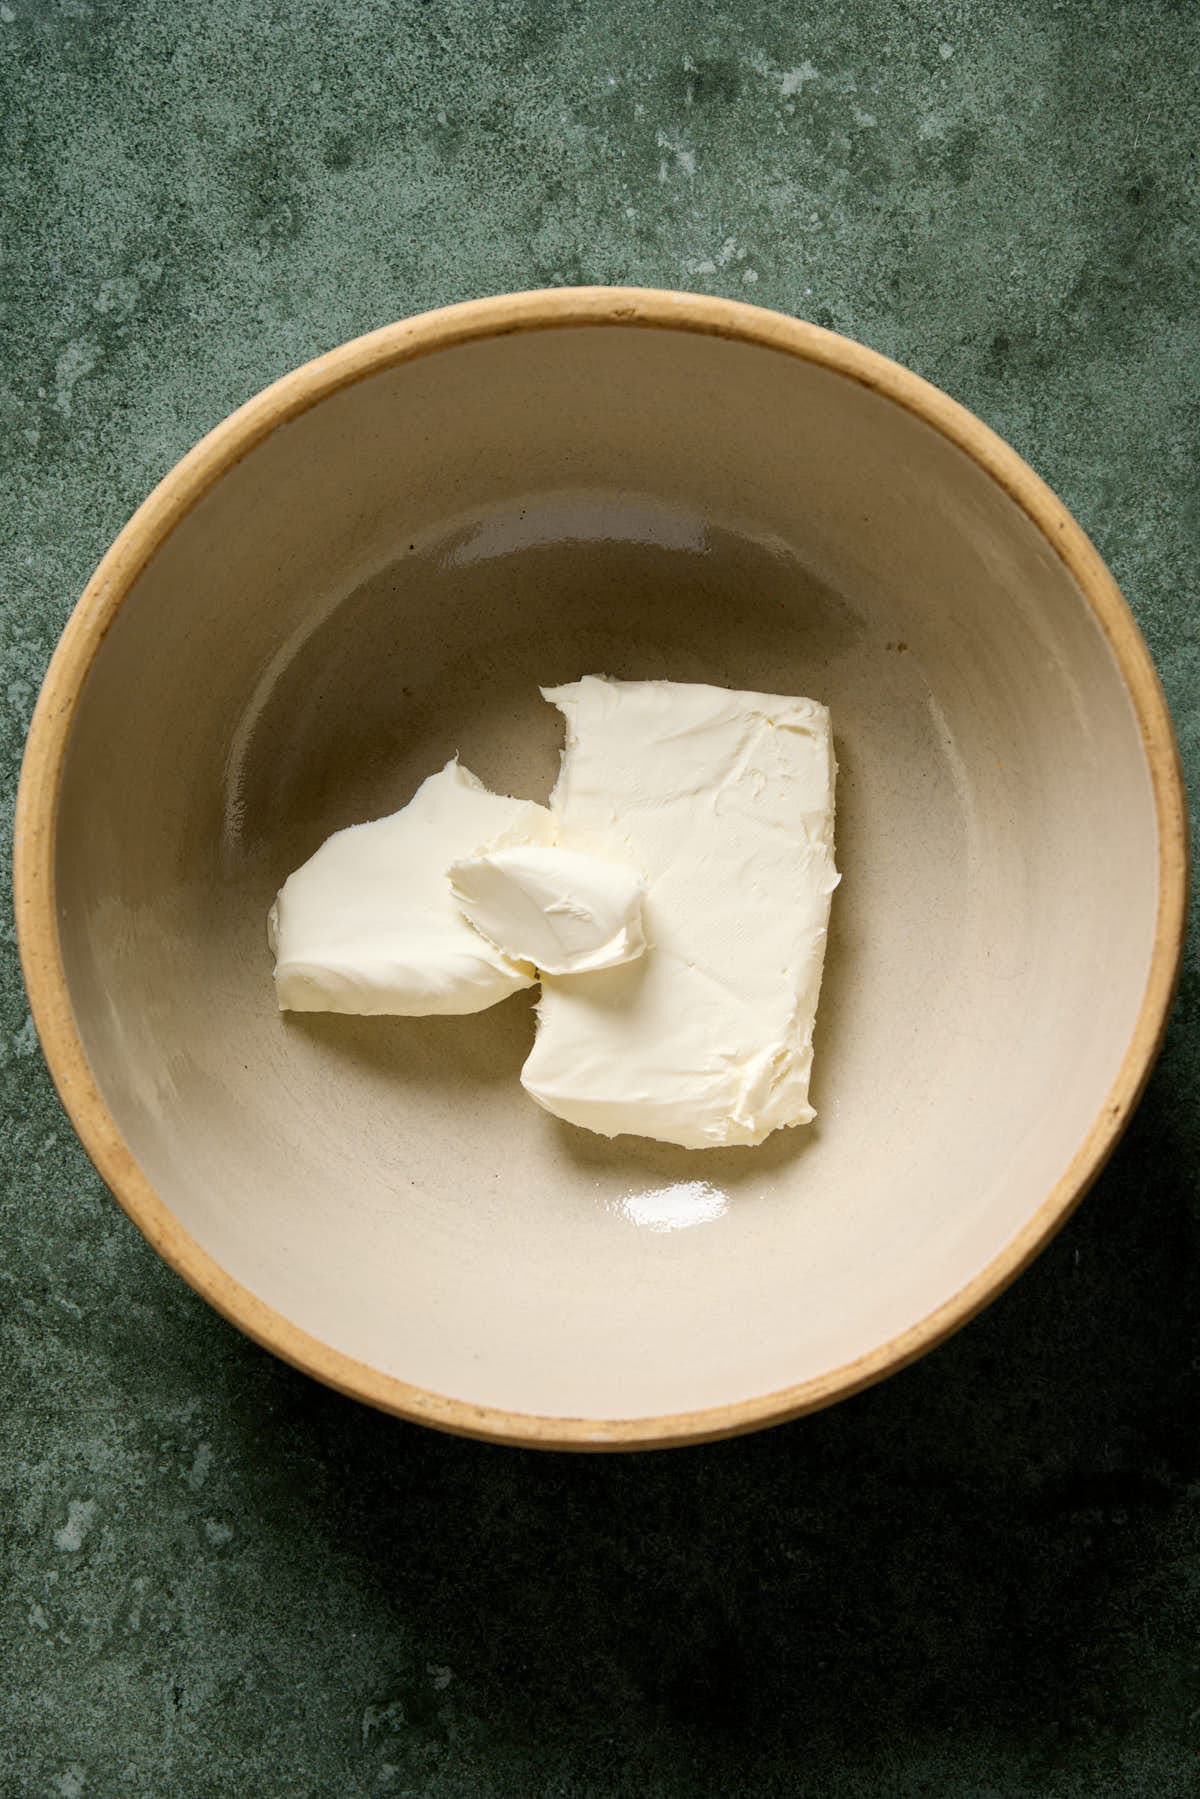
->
[521, 677, 839, 1148]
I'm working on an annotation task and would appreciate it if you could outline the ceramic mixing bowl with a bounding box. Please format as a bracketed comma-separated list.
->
[15, 289, 1187, 1447]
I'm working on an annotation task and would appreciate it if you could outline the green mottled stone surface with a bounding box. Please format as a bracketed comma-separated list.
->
[2, 2, 1197, 1794]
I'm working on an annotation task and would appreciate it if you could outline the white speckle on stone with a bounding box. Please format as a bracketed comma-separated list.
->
[13, 1013, 37, 1058]
[54, 1769, 86, 1799]
[427, 1663, 454, 1690]
[687, 238, 743, 277]
[655, 128, 696, 179]
[0, 6, 16, 22]
[7, 676, 33, 722]
[780, 62, 819, 96]
[853, 106, 877, 126]
[128, 1575, 147, 1631]
[634, 101, 645, 118]
[436, 108, 448, 125]
[54, 1499, 96, 1553]
[187, 1442, 213, 1490]
[940, 41, 954, 59]
[742, 268, 759, 285]
[204, 1519, 233, 1546]
[53, 338, 101, 417]
[28, 1602, 49, 1630]
[361, 1700, 406, 1746]
[624, 205, 636, 219]
[94, 275, 139, 316]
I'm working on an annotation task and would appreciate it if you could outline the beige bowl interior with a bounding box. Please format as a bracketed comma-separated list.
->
[48, 315, 1163, 1433]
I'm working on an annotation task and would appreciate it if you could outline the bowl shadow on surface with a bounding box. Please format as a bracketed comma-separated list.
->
[205, 1001, 1199, 1791]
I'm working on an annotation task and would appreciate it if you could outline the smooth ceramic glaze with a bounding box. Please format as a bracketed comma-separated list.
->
[15, 290, 1187, 1448]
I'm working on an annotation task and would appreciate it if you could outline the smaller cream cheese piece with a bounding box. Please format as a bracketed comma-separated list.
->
[269, 759, 553, 1016]
[450, 845, 647, 977]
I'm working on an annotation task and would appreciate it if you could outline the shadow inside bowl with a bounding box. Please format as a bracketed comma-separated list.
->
[284, 993, 538, 1094]
[548, 1109, 819, 1190]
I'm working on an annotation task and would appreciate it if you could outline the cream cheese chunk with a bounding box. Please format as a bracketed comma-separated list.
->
[521, 677, 839, 1148]
[269, 760, 553, 1015]
[450, 845, 646, 976]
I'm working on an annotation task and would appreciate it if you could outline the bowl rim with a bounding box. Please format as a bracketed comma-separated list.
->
[14, 286, 1189, 1451]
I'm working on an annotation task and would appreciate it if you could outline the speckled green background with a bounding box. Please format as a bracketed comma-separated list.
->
[2, 2, 1197, 1794]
